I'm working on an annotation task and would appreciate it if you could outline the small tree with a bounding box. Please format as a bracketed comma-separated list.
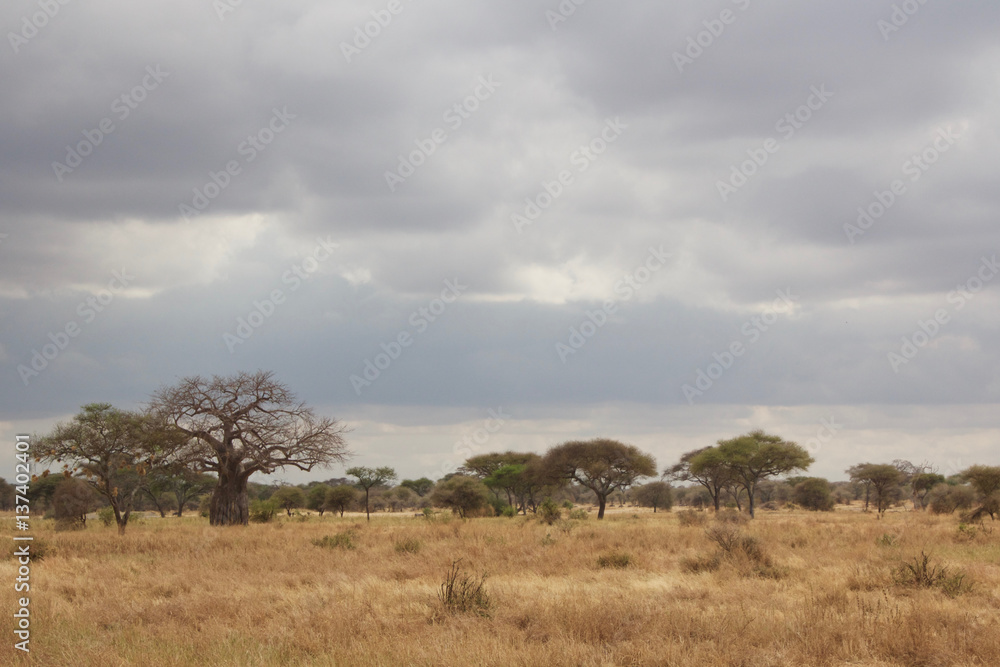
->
[961, 465, 1000, 520]
[346, 466, 396, 521]
[271, 486, 307, 516]
[543, 439, 656, 519]
[324, 485, 357, 517]
[848, 463, 902, 517]
[666, 447, 733, 512]
[430, 475, 491, 518]
[716, 430, 813, 518]
[387, 486, 417, 512]
[912, 473, 946, 510]
[34, 404, 186, 535]
[792, 477, 834, 511]
[634, 481, 673, 512]
[306, 484, 332, 515]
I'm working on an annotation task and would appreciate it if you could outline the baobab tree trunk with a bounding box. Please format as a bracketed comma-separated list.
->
[210, 467, 249, 526]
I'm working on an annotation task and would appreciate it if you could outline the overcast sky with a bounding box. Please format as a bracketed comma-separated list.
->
[2, 1, 998, 485]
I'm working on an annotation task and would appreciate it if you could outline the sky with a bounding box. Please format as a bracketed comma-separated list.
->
[2, 0, 998, 486]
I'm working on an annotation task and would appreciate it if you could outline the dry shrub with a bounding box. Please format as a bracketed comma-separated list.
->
[438, 559, 491, 616]
[893, 551, 972, 597]
[596, 551, 632, 569]
[394, 537, 421, 555]
[693, 524, 784, 579]
[714, 510, 749, 525]
[677, 509, 707, 527]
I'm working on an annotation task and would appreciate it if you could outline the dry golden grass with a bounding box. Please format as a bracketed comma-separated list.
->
[3, 508, 999, 666]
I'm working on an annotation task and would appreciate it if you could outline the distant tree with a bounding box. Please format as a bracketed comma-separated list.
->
[715, 430, 813, 518]
[961, 465, 1000, 520]
[271, 486, 307, 516]
[0, 478, 15, 511]
[53, 477, 98, 529]
[666, 447, 732, 512]
[911, 473, 946, 510]
[400, 477, 434, 497]
[633, 481, 673, 512]
[792, 477, 834, 511]
[324, 485, 358, 517]
[386, 486, 417, 512]
[430, 475, 491, 518]
[26, 473, 63, 514]
[928, 484, 975, 515]
[150, 370, 351, 526]
[34, 404, 186, 535]
[142, 469, 179, 518]
[306, 483, 332, 515]
[848, 463, 902, 517]
[544, 439, 656, 519]
[346, 466, 396, 521]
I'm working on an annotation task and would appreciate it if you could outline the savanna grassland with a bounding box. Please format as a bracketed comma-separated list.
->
[3, 508, 999, 666]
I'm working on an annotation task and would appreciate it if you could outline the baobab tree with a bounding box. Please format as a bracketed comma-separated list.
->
[150, 370, 351, 526]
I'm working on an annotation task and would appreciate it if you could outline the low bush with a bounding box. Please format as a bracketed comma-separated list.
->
[249, 499, 279, 523]
[678, 510, 707, 527]
[537, 499, 561, 525]
[394, 538, 421, 555]
[438, 560, 491, 616]
[313, 530, 356, 550]
[597, 551, 632, 569]
[893, 550, 972, 597]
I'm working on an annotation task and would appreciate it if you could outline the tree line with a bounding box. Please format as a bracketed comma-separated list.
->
[20, 370, 999, 532]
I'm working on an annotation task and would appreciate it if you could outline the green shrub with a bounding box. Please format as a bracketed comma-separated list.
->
[569, 508, 588, 521]
[537, 499, 561, 525]
[876, 533, 897, 547]
[249, 499, 279, 523]
[313, 531, 356, 550]
[98, 506, 115, 527]
[500, 505, 517, 518]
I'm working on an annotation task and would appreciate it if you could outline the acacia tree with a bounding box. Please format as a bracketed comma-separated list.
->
[400, 477, 434, 497]
[306, 483, 332, 515]
[150, 371, 351, 526]
[961, 465, 1000, 520]
[666, 447, 732, 512]
[716, 430, 813, 518]
[171, 471, 215, 517]
[911, 472, 946, 510]
[346, 466, 396, 521]
[429, 475, 491, 518]
[34, 403, 185, 535]
[271, 485, 307, 516]
[543, 438, 656, 519]
[847, 463, 902, 517]
[324, 485, 357, 517]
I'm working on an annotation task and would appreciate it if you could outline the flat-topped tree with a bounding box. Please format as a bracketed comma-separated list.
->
[543, 438, 656, 519]
[716, 430, 813, 518]
[150, 370, 351, 526]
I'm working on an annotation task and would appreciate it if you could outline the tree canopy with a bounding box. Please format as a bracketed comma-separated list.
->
[543, 438, 656, 519]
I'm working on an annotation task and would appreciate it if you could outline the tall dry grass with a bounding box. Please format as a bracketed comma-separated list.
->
[2, 508, 998, 666]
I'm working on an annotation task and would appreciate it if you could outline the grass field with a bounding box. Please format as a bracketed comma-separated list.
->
[3, 507, 999, 666]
